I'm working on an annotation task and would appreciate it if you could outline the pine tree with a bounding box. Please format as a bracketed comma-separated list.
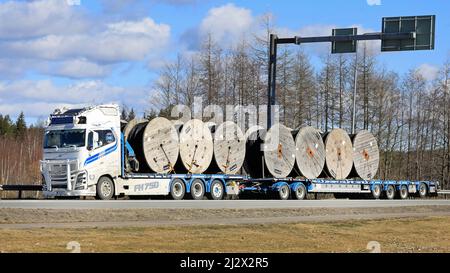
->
[0, 114, 14, 136]
[120, 107, 128, 121]
[127, 108, 136, 121]
[15, 112, 27, 138]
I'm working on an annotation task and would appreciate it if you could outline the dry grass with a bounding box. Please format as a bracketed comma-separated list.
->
[1, 216, 450, 253]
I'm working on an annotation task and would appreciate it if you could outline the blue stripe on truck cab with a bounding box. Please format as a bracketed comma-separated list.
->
[84, 142, 118, 166]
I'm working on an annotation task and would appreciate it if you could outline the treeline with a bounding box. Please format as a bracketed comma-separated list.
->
[0, 112, 43, 190]
[151, 18, 450, 188]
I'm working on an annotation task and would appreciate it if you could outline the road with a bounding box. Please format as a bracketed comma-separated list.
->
[1, 199, 450, 209]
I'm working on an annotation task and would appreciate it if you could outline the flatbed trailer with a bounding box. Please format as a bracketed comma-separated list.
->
[0, 175, 442, 200]
[239, 177, 439, 200]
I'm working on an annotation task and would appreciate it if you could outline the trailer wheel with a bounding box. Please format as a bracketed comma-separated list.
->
[278, 184, 290, 200]
[209, 180, 224, 200]
[418, 183, 427, 198]
[385, 185, 395, 200]
[293, 184, 307, 200]
[190, 179, 205, 200]
[399, 185, 409, 199]
[96, 176, 114, 200]
[371, 184, 382, 199]
[170, 178, 185, 200]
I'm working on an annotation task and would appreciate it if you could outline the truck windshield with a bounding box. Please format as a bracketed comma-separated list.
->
[44, 129, 86, 148]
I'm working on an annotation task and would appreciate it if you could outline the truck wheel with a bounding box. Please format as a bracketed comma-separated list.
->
[293, 184, 306, 200]
[418, 183, 427, 198]
[371, 184, 382, 199]
[96, 176, 114, 200]
[209, 180, 224, 200]
[170, 179, 185, 200]
[190, 179, 205, 200]
[278, 184, 290, 200]
[399, 185, 409, 199]
[385, 185, 395, 200]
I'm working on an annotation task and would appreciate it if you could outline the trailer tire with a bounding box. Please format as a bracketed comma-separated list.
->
[293, 184, 307, 200]
[96, 176, 115, 200]
[190, 179, 205, 200]
[399, 185, 409, 199]
[418, 183, 427, 198]
[170, 178, 185, 200]
[371, 184, 382, 199]
[385, 185, 395, 200]
[278, 184, 290, 200]
[208, 180, 224, 200]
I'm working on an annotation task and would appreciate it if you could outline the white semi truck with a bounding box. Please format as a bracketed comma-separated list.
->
[40, 104, 240, 200]
[40, 104, 439, 201]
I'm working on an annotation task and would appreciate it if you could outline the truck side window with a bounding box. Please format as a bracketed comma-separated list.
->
[95, 130, 115, 148]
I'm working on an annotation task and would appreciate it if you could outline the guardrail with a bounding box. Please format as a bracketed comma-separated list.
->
[0, 184, 43, 199]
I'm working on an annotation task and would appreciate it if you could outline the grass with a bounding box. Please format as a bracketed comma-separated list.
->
[1, 216, 450, 253]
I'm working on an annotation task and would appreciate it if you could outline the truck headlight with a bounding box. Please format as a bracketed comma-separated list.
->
[75, 172, 87, 190]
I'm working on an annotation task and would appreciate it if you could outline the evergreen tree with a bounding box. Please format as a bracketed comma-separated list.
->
[15, 112, 27, 138]
[120, 107, 128, 121]
[127, 108, 136, 121]
[0, 114, 14, 136]
[144, 109, 158, 120]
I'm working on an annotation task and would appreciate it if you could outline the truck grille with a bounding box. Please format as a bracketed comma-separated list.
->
[41, 160, 78, 190]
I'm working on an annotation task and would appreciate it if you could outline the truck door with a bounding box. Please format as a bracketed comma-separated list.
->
[85, 129, 119, 182]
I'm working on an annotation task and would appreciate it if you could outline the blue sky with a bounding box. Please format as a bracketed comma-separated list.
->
[0, 0, 448, 124]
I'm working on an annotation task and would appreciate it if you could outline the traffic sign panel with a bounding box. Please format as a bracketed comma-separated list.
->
[381, 15, 435, 51]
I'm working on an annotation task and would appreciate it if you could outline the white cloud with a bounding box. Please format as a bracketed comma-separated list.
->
[416, 64, 439, 81]
[200, 3, 254, 45]
[49, 59, 111, 79]
[0, 1, 171, 79]
[1, 18, 170, 63]
[367, 0, 381, 6]
[0, 0, 89, 39]
[0, 80, 151, 119]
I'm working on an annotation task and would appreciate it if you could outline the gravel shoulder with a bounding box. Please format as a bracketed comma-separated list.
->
[1, 205, 450, 228]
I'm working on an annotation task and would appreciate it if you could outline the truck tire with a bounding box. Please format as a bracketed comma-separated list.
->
[170, 178, 185, 200]
[96, 176, 115, 200]
[398, 185, 409, 199]
[209, 180, 224, 200]
[371, 184, 382, 199]
[190, 179, 205, 200]
[278, 184, 290, 200]
[385, 185, 395, 200]
[293, 184, 307, 200]
[418, 183, 427, 198]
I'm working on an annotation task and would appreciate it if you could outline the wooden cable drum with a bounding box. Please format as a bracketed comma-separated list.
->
[211, 121, 245, 174]
[244, 124, 296, 178]
[178, 119, 214, 174]
[123, 118, 147, 143]
[323, 128, 353, 179]
[350, 130, 379, 180]
[141, 117, 179, 173]
[294, 126, 326, 179]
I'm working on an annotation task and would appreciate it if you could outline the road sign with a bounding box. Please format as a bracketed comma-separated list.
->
[332, 28, 358, 54]
[381, 15, 435, 52]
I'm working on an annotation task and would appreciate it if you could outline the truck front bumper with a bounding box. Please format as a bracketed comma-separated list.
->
[43, 189, 96, 198]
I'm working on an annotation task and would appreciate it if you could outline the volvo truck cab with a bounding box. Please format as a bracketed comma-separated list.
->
[41, 105, 121, 198]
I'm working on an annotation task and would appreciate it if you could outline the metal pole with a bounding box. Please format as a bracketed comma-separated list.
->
[352, 41, 358, 134]
[267, 34, 277, 130]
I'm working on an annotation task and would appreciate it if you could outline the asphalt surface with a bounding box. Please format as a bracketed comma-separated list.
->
[1, 199, 450, 209]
